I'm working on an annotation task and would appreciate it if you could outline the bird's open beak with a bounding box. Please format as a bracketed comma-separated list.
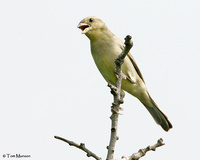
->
[77, 23, 91, 34]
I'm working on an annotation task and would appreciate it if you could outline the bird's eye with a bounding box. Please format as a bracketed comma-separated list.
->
[89, 18, 94, 22]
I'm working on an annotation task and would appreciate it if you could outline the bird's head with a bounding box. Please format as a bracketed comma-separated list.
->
[77, 17, 110, 41]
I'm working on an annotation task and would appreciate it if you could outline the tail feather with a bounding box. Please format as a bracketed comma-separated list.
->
[143, 94, 173, 131]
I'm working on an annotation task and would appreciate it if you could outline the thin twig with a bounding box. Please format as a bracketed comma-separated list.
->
[106, 35, 133, 160]
[54, 136, 102, 160]
[120, 138, 165, 160]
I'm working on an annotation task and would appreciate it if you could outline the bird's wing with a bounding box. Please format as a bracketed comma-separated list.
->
[119, 43, 145, 84]
[127, 52, 145, 83]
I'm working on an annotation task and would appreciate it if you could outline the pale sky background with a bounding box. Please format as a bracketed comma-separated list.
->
[0, 0, 200, 160]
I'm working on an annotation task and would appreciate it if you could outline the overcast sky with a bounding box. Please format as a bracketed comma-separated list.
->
[0, 0, 200, 160]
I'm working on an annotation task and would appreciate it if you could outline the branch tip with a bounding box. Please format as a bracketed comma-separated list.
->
[120, 138, 166, 160]
[124, 35, 133, 47]
[54, 135, 102, 160]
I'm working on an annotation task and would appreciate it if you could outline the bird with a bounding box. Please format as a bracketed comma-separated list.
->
[77, 16, 172, 131]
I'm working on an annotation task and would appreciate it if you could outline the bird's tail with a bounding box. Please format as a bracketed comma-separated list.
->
[142, 93, 173, 131]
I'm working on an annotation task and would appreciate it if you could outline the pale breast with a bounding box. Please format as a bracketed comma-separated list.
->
[90, 39, 120, 84]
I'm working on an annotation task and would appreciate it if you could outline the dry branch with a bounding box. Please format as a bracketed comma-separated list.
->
[54, 136, 102, 160]
[54, 35, 166, 160]
[106, 35, 133, 160]
[120, 138, 165, 160]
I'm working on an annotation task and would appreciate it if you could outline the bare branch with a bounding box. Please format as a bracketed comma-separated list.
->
[106, 35, 133, 160]
[55, 35, 166, 160]
[117, 35, 133, 61]
[54, 136, 102, 160]
[119, 138, 165, 160]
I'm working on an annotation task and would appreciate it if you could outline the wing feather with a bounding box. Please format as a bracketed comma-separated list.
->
[119, 42, 145, 83]
[127, 53, 145, 83]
